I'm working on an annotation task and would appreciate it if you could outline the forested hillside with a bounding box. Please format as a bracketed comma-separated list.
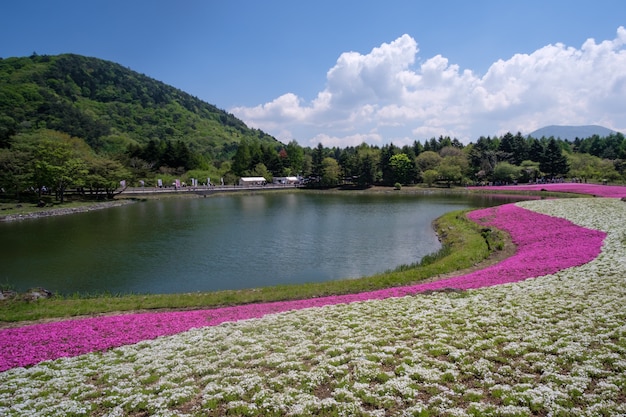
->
[0, 53, 278, 158]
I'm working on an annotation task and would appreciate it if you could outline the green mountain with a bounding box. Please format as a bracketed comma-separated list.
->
[0, 53, 280, 159]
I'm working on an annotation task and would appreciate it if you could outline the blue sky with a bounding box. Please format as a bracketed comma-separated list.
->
[2, 1, 625, 147]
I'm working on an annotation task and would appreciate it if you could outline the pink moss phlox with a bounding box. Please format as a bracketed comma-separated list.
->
[469, 182, 626, 198]
[0, 204, 606, 372]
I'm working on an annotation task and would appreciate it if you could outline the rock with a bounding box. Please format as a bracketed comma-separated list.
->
[421, 287, 465, 296]
[0, 290, 17, 301]
[23, 287, 53, 301]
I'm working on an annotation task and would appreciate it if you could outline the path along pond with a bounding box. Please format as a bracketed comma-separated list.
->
[0, 191, 528, 295]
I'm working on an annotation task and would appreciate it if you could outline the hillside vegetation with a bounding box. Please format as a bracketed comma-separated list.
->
[0, 53, 279, 158]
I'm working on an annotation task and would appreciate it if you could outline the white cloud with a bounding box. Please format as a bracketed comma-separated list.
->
[231, 27, 626, 147]
[308, 132, 384, 148]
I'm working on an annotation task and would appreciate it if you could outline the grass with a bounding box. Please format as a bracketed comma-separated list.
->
[0, 209, 504, 323]
[0, 199, 102, 217]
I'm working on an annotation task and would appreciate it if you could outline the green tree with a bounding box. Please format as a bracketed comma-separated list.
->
[321, 157, 341, 186]
[261, 143, 282, 175]
[33, 138, 88, 203]
[0, 115, 17, 148]
[0, 146, 32, 198]
[519, 160, 541, 183]
[380, 143, 399, 185]
[527, 137, 546, 163]
[498, 132, 528, 165]
[412, 140, 424, 156]
[492, 162, 521, 183]
[438, 157, 463, 187]
[389, 153, 414, 184]
[251, 162, 272, 182]
[232, 140, 252, 176]
[285, 140, 304, 175]
[540, 138, 569, 178]
[84, 156, 131, 199]
[415, 151, 442, 172]
[355, 144, 380, 186]
[422, 169, 439, 187]
[567, 153, 620, 181]
[439, 147, 470, 179]
[312, 143, 325, 178]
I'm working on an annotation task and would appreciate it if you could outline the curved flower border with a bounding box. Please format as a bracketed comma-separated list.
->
[0, 198, 607, 372]
[469, 182, 626, 198]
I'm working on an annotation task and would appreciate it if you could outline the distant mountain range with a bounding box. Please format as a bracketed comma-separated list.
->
[528, 125, 619, 140]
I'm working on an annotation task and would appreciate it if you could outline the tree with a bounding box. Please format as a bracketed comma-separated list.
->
[415, 151, 442, 172]
[468, 137, 499, 180]
[519, 160, 541, 183]
[527, 137, 545, 163]
[389, 153, 415, 184]
[321, 157, 341, 186]
[438, 157, 463, 187]
[439, 147, 470, 179]
[84, 156, 131, 199]
[498, 132, 528, 165]
[33, 138, 88, 203]
[285, 140, 304, 175]
[0, 115, 17, 149]
[540, 138, 569, 178]
[422, 169, 439, 187]
[312, 143, 325, 178]
[232, 140, 252, 176]
[380, 143, 399, 185]
[354, 144, 380, 186]
[0, 146, 32, 198]
[251, 162, 271, 182]
[567, 153, 620, 181]
[412, 140, 424, 156]
[492, 162, 521, 183]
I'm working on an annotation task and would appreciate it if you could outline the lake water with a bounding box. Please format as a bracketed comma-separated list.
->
[0, 191, 523, 295]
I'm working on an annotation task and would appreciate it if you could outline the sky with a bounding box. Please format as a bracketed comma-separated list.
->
[2, 1, 625, 147]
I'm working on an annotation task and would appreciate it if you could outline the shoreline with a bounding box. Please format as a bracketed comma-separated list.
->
[2, 181, 602, 223]
[0, 199, 135, 222]
[0, 185, 464, 222]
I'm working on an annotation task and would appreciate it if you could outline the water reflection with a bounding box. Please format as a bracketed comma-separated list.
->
[0, 192, 526, 295]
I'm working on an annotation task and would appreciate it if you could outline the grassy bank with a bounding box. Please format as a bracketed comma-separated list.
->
[0, 209, 507, 324]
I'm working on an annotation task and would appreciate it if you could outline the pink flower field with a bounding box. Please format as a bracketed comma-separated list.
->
[469, 182, 626, 198]
[0, 185, 614, 372]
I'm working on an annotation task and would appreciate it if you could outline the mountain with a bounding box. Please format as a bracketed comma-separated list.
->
[0, 53, 280, 159]
[529, 125, 618, 140]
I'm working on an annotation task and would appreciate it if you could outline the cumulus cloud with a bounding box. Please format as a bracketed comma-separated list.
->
[231, 27, 626, 147]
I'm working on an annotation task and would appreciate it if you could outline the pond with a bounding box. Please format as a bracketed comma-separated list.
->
[0, 191, 524, 295]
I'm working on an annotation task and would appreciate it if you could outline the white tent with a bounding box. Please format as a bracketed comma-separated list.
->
[239, 177, 267, 186]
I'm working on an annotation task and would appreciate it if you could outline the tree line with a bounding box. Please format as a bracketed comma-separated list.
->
[1, 128, 625, 202]
[298, 132, 625, 187]
[233, 131, 625, 187]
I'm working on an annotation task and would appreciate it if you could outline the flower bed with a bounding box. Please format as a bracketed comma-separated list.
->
[0, 198, 625, 416]
[469, 182, 626, 198]
[0, 202, 606, 372]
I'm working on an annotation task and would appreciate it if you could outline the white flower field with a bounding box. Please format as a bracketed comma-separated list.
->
[1, 198, 625, 416]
